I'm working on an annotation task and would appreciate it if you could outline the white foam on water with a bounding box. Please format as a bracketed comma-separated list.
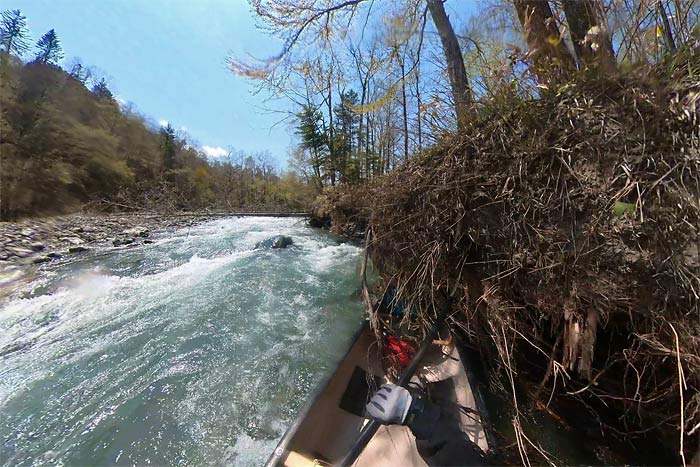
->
[0, 250, 256, 407]
[224, 432, 278, 466]
[257, 311, 273, 325]
[307, 242, 362, 272]
[292, 293, 309, 306]
[1, 250, 254, 339]
[303, 273, 320, 286]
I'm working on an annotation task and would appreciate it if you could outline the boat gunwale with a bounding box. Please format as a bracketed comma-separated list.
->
[455, 337, 499, 452]
[265, 321, 370, 467]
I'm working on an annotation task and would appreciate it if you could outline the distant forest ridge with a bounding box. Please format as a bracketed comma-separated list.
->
[0, 10, 314, 220]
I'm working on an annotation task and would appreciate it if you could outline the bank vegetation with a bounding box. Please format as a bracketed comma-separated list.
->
[237, 0, 700, 464]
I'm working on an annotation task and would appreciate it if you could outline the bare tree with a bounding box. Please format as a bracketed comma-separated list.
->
[233, 0, 474, 130]
[426, 0, 472, 128]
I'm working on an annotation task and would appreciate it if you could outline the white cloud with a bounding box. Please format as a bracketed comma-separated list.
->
[158, 119, 169, 127]
[180, 126, 188, 132]
[202, 145, 228, 159]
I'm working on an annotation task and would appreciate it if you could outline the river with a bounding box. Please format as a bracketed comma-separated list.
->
[0, 217, 364, 466]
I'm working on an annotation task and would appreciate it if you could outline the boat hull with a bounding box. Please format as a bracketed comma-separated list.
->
[266, 322, 490, 466]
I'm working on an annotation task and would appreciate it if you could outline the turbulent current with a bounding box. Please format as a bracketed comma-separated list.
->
[0, 217, 364, 466]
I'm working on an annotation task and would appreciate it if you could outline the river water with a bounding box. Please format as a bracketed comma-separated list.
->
[0, 217, 364, 466]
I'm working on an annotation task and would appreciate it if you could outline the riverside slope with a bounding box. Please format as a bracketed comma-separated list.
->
[0, 217, 364, 466]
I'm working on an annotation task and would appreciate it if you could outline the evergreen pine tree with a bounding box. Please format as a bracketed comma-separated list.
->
[160, 123, 177, 170]
[296, 105, 327, 187]
[333, 90, 359, 183]
[0, 9, 30, 57]
[34, 29, 63, 64]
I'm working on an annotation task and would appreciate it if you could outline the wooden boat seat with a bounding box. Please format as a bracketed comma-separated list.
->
[283, 451, 330, 467]
[283, 451, 315, 467]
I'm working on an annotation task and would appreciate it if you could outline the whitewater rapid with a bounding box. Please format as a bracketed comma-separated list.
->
[0, 217, 364, 466]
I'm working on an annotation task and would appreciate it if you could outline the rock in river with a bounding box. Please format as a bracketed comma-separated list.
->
[113, 238, 135, 247]
[122, 227, 150, 238]
[256, 235, 294, 249]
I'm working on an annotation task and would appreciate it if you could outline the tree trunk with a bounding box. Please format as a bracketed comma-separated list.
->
[366, 113, 372, 177]
[398, 55, 409, 161]
[326, 76, 336, 186]
[358, 83, 366, 179]
[513, 0, 575, 72]
[426, 0, 472, 129]
[657, 1, 676, 53]
[561, 0, 615, 70]
[415, 54, 423, 152]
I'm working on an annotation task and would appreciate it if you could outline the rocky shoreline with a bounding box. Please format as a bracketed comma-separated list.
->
[0, 212, 213, 283]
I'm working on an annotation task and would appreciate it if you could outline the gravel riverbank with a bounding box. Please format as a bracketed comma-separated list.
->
[0, 212, 214, 297]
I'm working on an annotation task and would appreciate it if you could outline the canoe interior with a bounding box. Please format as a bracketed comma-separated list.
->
[268, 322, 490, 467]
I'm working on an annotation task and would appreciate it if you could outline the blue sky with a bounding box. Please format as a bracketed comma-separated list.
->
[6, 1, 487, 168]
[6, 0, 292, 165]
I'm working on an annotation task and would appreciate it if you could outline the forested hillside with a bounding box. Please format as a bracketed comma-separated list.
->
[0, 10, 313, 220]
